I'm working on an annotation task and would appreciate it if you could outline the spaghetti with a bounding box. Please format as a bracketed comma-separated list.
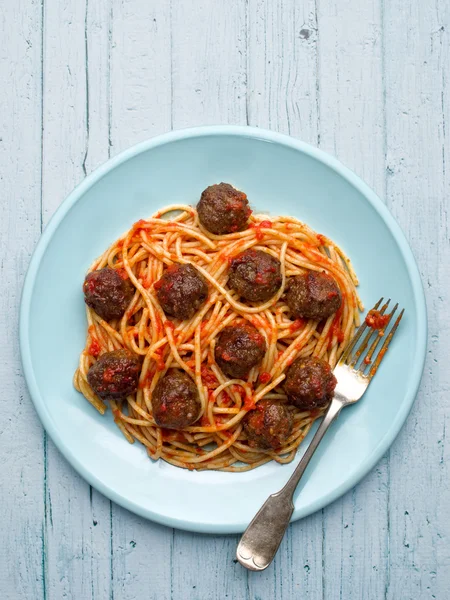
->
[74, 204, 362, 471]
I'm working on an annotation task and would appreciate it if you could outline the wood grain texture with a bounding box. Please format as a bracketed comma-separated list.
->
[108, 3, 173, 600]
[247, 0, 319, 143]
[171, 0, 247, 128]
[40, 1, 113, 598]
[317, 2, 390, 599]
[1, 0, 449, 598]
[0, 1, 45, 598]
[384, 1, 450, 598]
[169, 3, 248, 599]
[246, 3, 325, 599]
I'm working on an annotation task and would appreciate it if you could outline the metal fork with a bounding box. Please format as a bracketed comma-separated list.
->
[236, 298, 404, 571]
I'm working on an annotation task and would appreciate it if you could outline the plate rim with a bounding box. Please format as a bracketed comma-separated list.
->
[20, 125, 427, 533]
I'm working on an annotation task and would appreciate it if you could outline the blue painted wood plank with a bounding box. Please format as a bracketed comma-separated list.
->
[40, 1, 113, 597]
[316, 0, 390, 598]
[168, 2, 249, 598]
[384, 0, 450, 598]
[246, 4, 325, 599]
[0, 0, 45, 597]
[108, 3, 174, 599]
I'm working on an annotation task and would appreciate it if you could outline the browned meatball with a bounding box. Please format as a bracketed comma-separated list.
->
[243, 400, 293, 450]
[286, 271, 341, 320]
[228, 249, 282, 303]
[284, 356, 336, 410]
[215, 323, 267, 379]
[152, 369, 201, 429]
[154, 263, 208, 320]
[87, 349, 141, 401]
[83, 267, 135, 321]
[197, 183, 251, 235]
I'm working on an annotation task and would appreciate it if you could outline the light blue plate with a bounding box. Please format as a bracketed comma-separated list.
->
[20, 126, 427, 533]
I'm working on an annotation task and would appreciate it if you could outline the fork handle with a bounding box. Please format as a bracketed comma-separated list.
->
[236, 396, 344, 571]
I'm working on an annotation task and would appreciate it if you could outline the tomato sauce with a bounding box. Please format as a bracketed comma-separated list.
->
[152, 314, 163, 336]
[153, 349, 165, 371]
[141, 275, 152, 289]
[220, 429, 234, 439]
[103, 367, 115, 383]
[365, 309, 390, 329]
[164, 320, 175, 331]
[201, 366, 218, 389]
[133, 219, 149, 236]
[244, 395, 256, 410]
[219, 392, 231, 407]
[290, 318, 306, 333]
[200, 413, 212, 426]
[302, 242, 327, 265]
[251, 220, 273, 241]
[115, 267, 129, 280]
[331, 325, 345, 344]
[161, 429, 184, 442]
[259, 372, 271, 384]
[328, 306, 344, 347]
[88, 338, 101, 358]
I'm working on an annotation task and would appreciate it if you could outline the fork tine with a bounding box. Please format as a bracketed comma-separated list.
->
[359, 303, 399, 373]
[368, 308, 405, 378]
[349, 299, 391, 368]
[340, 297, 383, 364]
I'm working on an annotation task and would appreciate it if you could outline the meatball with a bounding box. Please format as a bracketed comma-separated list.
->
[197, 183, 251, 235]
[284, 356, 337, 410]
[152, 369, 201, 429]
[87, 349, 141, 401]
[83, 267, 135, 321]
[286, 271, 341, 320]
[228, 249, 282, 303]
[215, 323, 267, 379]
[243, 400, 293, 450]
[154, 263, 208, 320]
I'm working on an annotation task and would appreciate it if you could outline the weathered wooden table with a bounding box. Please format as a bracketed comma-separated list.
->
[2, 1, 448, 598]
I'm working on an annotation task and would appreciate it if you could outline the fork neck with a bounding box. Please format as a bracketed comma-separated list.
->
[281, 397, 345, 499]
